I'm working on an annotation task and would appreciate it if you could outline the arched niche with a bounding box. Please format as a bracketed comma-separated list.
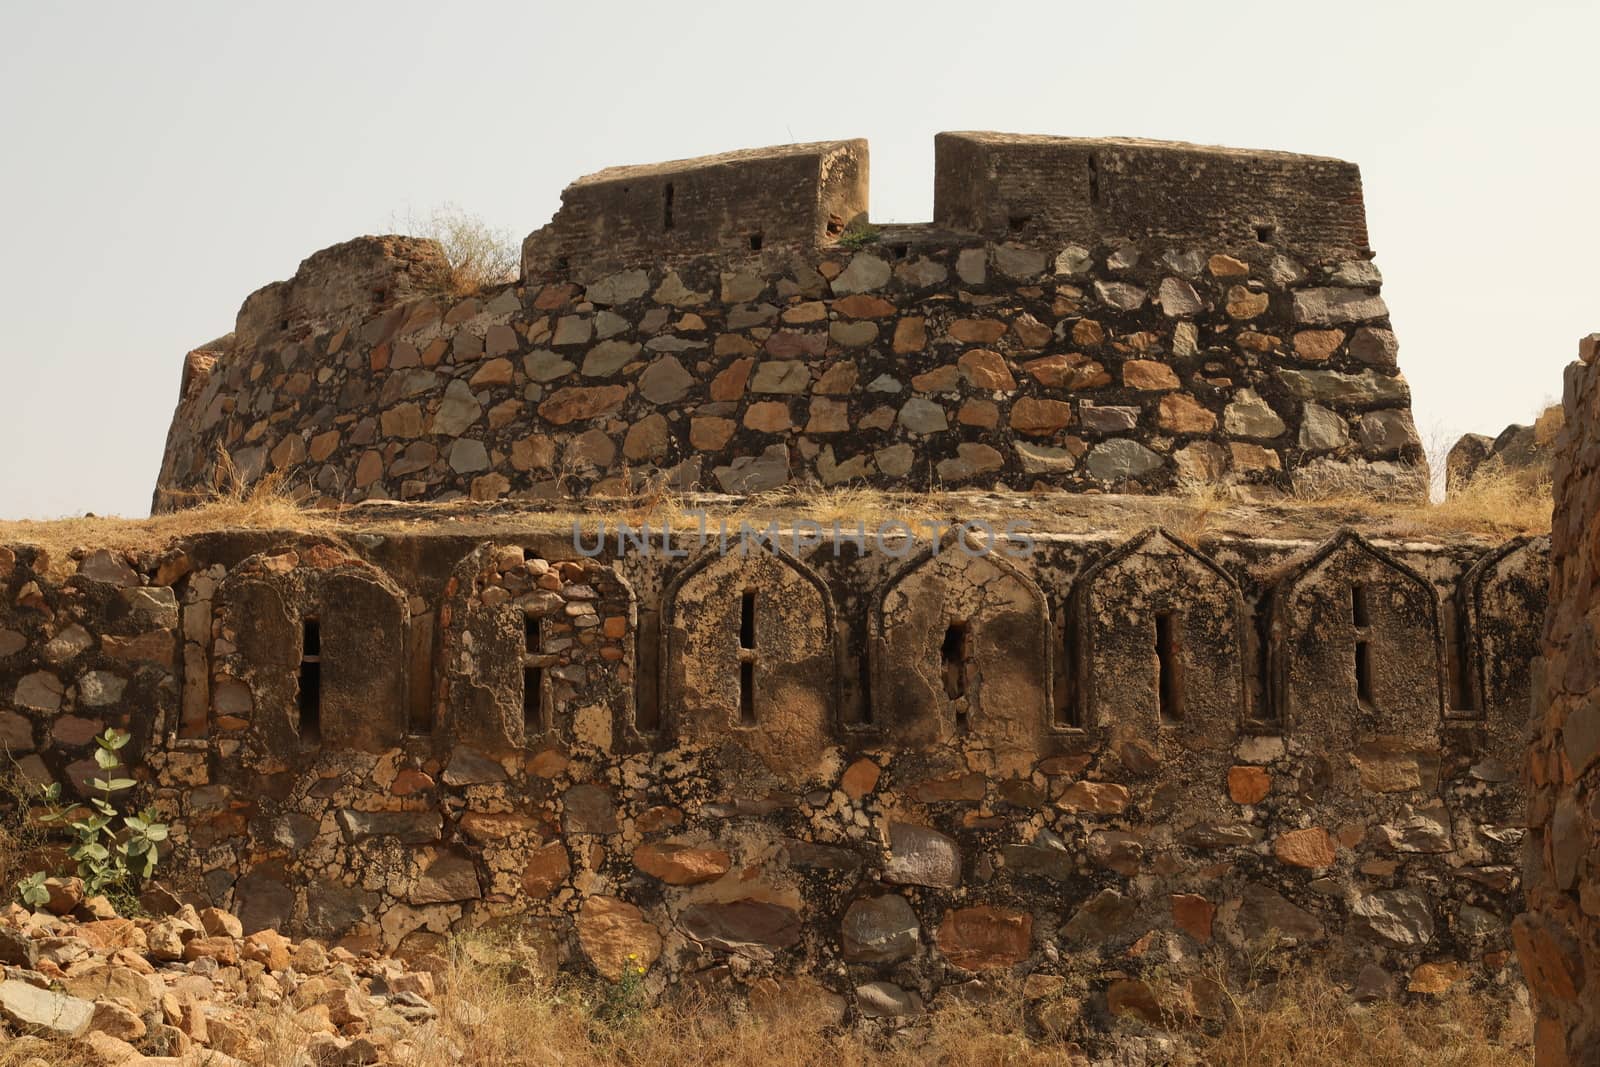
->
[1270, 530, 1445, 777]
[1461, 535, 1549, 773]
[662, 542, 837, 780]
[438, 543, 636, 753]
[1073, 528, 1247, 751]
[872, 531, 1050, 769]
[213, 544, 409, 754]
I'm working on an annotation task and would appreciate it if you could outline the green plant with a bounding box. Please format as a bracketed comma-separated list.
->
[20, 728, 167, 907]
[593, 953, 649, 1031]
[836, 223, 880, 250]
[15, 871, 48, 909]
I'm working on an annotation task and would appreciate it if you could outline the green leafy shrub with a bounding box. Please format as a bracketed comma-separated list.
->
[15, 728, 168, 911]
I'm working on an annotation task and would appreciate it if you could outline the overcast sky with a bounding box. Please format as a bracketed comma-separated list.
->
[0, 1, 1594, 519]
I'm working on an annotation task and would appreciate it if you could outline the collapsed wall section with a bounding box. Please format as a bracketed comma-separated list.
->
[0, 521, 1540, 1025]
[1521, 339, 1600, 1064]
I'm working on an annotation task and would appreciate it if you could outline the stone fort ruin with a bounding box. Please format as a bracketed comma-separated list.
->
[2, 133, 1557, 1036]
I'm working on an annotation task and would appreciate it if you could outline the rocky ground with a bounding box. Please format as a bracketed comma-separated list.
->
[0, 878, 446, 1066]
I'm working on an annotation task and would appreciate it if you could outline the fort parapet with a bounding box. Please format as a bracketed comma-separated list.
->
[152, 132, 1425, 513]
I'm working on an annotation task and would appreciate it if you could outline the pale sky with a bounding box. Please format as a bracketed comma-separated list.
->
[1, 1, 1594, 520]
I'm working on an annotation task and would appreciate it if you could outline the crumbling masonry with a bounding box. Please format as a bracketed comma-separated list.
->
[2, 134, 1554, 1034]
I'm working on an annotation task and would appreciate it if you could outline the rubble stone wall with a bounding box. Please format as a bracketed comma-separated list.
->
[1521, 345, 1600, 1065]
[0, 522, 1542, 1023]
[154, 135, 1427, 513]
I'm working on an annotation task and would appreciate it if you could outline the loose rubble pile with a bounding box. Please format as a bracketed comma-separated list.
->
[0, 880, 447, 1066]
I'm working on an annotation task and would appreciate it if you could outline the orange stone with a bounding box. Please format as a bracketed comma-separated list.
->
[840, 758, 881, 800]
[1294, 329, 1344, 361]
[957, 349, 1017, 391]
[743, 401, 792, 433]
[1009, 397, 1075, 435]
[1056, 781, 1130, 814]
[690, 417, 736, 451]
[538, 385, 628, 425]
[633, 842, 732, 885]
[1227, 765, 1271, 805]
[892, 317, 927, 353]
[948, 318, 1008, 344]
[1123, 360, 1180, 391]
[1208, 254, 1249, 278]
[1158, 394, 1217, 433]
[1170, 894, 1215, 943]
[522, 841, 571, 897]
[833, 294, 896, 318]
[1023, 353, 1110, 389]
[935, 906, 1032, 970]
[1273, 827, 1337, 869]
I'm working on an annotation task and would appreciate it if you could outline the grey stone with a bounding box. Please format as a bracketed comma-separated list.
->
[1223, 390, 1286, 438]
[1268, 255, 1307, 287]
[430, 379, 482, 436]
[1238, 884, 1324, 944]
[937, 443, 1004, 481]
[0, 709, 34, 752]
[552, 315, 593, 346]
[337, 811, 444, 844]
[855, 981, 923, 1018]
[585, 269, 650, 306]
[829, 320, 877, 348]
[0, 928, 36, 967]
[841, 895, 921, 962]
[1457, 905, 1503, 940]
[956, 247, 986, 285]
[1181, 822, 1263, 849]
[580, 340, 640, 378]
[525, 350, 576, 382]
[1062, 889, 1138, 943]
[638, 357, 695, 404]
[653, 271, 708, 306]
[831, 254, 891, 295]
[1351, 889, 1433, 946]
[1276, 368, 1410, 406]
[712, 444, 790, 494]
[78, 550, 138, 587]
[305, 881, 378, 936]
[411, 852, 481, 904]
[1085, 439, 1165, 481]
[0, 980, 94, 1037]
[1348, 328, 1399, 367]
[442, 747, 507, 786]
[1291, 287, 1388, 325]
[594, 310, 629, 339]
[14, 672, 63, 712]
[1014, 441, 1078, 474]
[1298, 404, 1349, 451]
[750, 361, 810, 395]
[897, 398, 949, 434]
[448, 439, 489, 474]
[643, 334, 706, 353]
[1107, 245, 1140, 270]
[867, 374, 902, 393]
[1080, 403, 1141, 433]
[40, 624, 92, 664]
[562, 784, 617, 834]
[781, 838, 862, 871]
[1356, 409, 1420, 453]
[1156, 277, 1202, 317]
[1329, 260, 1382, 287]
[680, 900, 801, 950]
[1001, 843, 1073, 881]
[0, 628, 24, 657]
[1054, 245, 1093, 277]
[883, 822, 960, 888]
[1291, 458, 1430, 502]
[993, 244, 1047, 278]
[75, 669, 125, 708]
[1094, 280, 1147, 311]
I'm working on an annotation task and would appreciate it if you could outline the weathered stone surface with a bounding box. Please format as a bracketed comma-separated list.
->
[841, 895, 920, 962]
[1352, 889, 1434, 947]
[680, 900, 801, 951]
[1085, 439, 1164, 481]
[884, 823, 961, 888]
[633, 843, 731, 885]
[1292, 287, 1388, 325]
[935, 906, 1031, 970]
[577, 896, 662, 980]
[1276, 368, 1409, 405]
[0, 980, 94, 1037]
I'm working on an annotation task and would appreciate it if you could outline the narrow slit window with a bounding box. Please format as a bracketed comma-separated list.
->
[1054, 614, 1077, 728]
[523, 614, 544, 736]
[1355, 641, 1375, 706]
[748, 232, 764, 251]
[942, 622, 969, 733]
[1350, 583, 1371, 627]
[1155, 611, 1184, 724]
[1351, 583, 1376, 707]
[1087, 155, 1101, 205]
[662, 182, 675, 231]
[636, 610, 661, 732]
[298, 618, 321, 747]
[739, 591, 756, 650]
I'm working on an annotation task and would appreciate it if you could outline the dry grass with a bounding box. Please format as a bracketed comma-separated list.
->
[1289, 466, 1552, 540]
[392, 204, 519, 296]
